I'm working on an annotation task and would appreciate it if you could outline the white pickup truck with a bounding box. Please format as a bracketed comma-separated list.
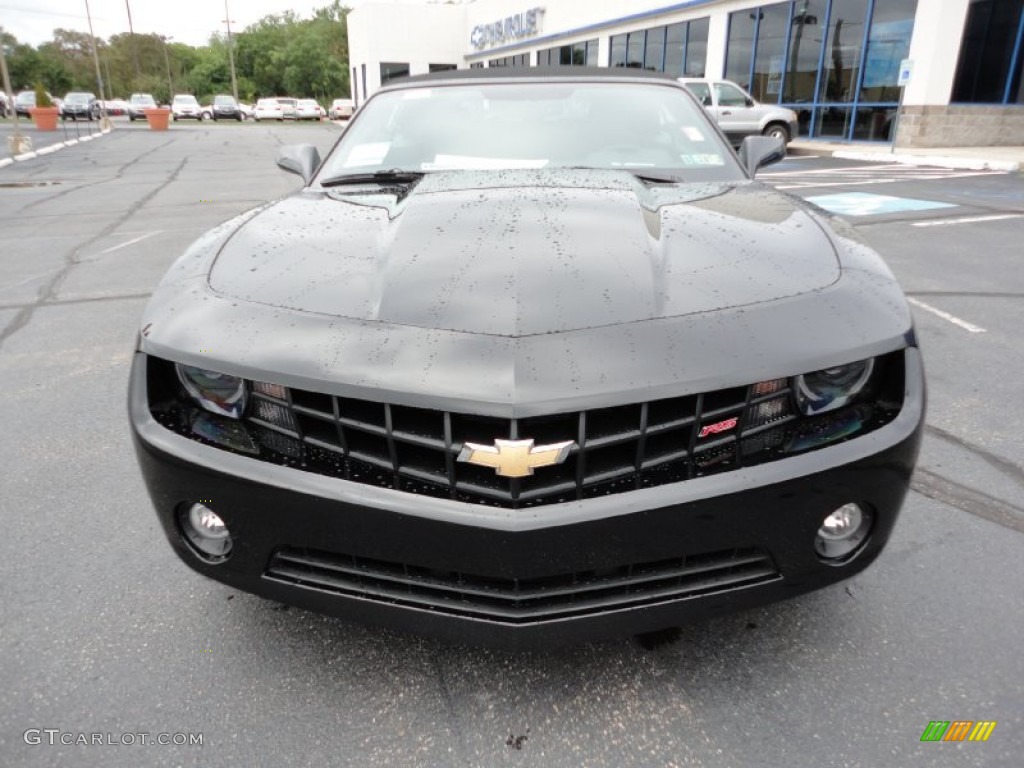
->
[679, 78, 799, 147]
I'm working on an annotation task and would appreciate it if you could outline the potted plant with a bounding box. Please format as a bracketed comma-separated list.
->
[29, 83, 60, 131]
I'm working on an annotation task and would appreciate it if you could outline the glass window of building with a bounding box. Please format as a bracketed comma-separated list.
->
[609, 34, 628, 68]
[858, 0, 916, 102]
[685, 17, 709, 76]
[627, 30, 646, 69]
[750, 3, 792, 103]
[817, 0, 870, 103]
[610, 19, 708, 75]
[784, 1, 828, 103]
[665, 23, 685, 75]
[429, 64, 457, 73]
[380, 62, 410, 84]
[539, 39, 598, 67]
[610, 31, 645, 68]
[488, 54, 530, 67]
[952, 0, 1024, 104]
[724, 1, 918, 142]
[725, 10, 758, 87]
[645, 26, 667, 71]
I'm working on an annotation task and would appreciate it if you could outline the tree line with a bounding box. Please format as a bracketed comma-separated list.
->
[1, 1, 351, 105]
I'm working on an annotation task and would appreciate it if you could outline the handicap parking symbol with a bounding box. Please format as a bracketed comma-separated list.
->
[805, 192, 956, 217]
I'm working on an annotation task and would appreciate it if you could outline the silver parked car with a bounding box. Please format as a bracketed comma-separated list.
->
[128, 93, 158, 121]
[171, 94, 202, 121]
[679, 78, 799, 146]
[328, 98, 355, 120]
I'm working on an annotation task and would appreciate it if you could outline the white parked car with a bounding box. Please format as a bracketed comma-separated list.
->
[678, 78, 799, 146]
[328, 98, 355, 120]
[171, 94, 202, 121]
[275, 97, 298, 119]
[253, 98, 284, 121]
[296, 99, 322, 120]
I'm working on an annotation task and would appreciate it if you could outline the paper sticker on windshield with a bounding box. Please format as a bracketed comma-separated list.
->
[401, 89, 433, 100]
[679, 154, 725, 166]
[342, 142, 391, 168]
[682, 126, 706, 141]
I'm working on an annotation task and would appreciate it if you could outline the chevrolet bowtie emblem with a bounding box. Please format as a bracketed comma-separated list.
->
[457, 438, 575, 478]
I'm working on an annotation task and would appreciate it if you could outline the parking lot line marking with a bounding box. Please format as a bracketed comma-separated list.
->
[911, 214, 1024, 227]
[95, 231, 160, 255]
[772, 172, 999, 191]
[775, 179, 901, 190]
[907, 297, 987, 333]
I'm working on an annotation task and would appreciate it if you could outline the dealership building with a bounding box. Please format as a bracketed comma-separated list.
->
[348, 0, 1024, 146]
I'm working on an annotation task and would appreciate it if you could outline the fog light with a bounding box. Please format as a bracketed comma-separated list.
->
[180, 503, 232, 560]
[815, 503, 872, 562]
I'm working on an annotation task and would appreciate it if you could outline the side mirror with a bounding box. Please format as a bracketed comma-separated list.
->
[276, 143, 321, 185]
[745, 97, 755, 107]
[702, 95, 712, 107]
[738, 135, 786, 176]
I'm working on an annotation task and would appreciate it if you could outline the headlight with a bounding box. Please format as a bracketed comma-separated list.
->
[175, 364, 247, 419]
[793, 358, 874, 416]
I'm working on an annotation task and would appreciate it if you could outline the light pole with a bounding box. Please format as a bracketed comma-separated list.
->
[84, 0, 111, 129]
[103, 58, 113, 100]
[1, 34, 30, 155]
[222, 0, 239, 103]
[125, 0, 140, 77]
[163, 36, 174, 101]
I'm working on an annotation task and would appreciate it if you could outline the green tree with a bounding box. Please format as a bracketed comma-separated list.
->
[233, 3, 351, 100]
[1, 1, 354, 103]
[45, 29, 101, 92]
[2, 30, 43, 91]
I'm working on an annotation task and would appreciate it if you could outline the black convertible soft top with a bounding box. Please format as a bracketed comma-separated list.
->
[379, 65, 682, 90]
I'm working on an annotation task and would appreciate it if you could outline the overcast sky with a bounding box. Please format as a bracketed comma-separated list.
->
[0, 0, 422, 48]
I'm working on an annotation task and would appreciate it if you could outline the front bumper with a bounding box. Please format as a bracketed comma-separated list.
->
[129, 350, 924, 646]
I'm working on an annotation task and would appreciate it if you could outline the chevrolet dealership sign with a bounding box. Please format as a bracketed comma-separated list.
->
[471, 7, 545, 50]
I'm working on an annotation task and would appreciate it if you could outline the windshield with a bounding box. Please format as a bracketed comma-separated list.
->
[66, 93, 91, 104]
[214, 96, 236, 105]
[174, 96, 198, 105]
[318, 81, 742, 182]
[132, 94, 156, 105]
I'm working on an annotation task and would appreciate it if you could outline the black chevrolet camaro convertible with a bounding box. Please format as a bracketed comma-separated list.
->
[129, 69, 924, 646]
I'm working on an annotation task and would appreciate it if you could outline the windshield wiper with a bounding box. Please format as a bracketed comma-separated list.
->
[319, 169, 425, 188]
[559, 166, 685, 185]
[628, 170, 686, 184]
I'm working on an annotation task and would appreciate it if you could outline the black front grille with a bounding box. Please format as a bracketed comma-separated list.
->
[252, 384, 771, 506]
[149, 351, 904, 508]
[265, 546, 780, 624]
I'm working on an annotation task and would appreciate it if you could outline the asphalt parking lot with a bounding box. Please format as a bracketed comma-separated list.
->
[1, 123, 1022, 767]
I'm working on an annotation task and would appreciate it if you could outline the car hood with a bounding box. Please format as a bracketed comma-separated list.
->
[208, 171, 839, 337]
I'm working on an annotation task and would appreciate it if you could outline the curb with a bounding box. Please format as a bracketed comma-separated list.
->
[2, 126, 113, 168]
[788, 142, 1020, 172]
[832, 150, 1019, 173]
